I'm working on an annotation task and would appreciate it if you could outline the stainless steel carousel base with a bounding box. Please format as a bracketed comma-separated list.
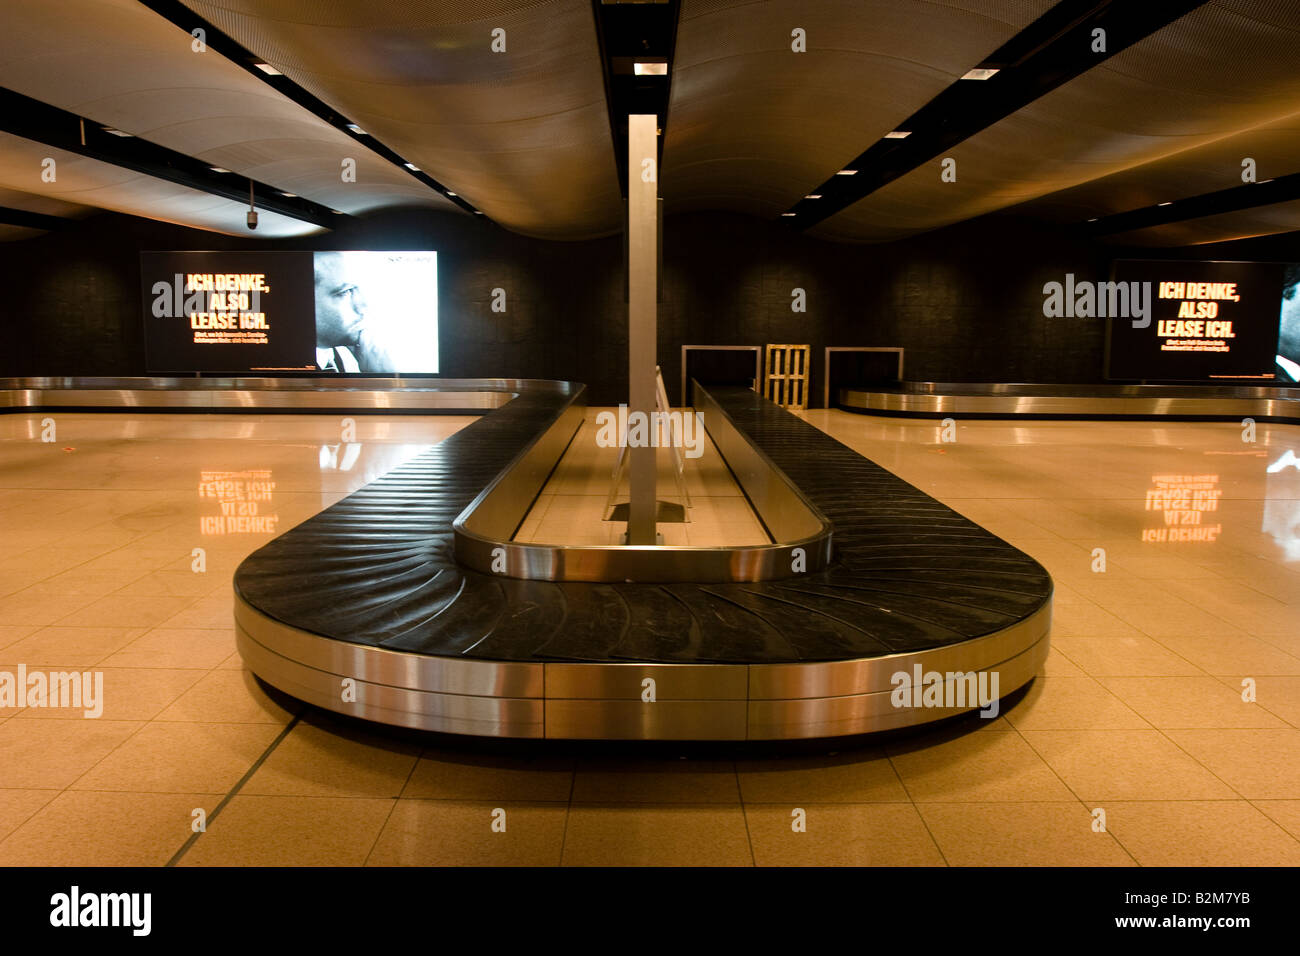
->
[838, 382, 1300, 421]
[235, 593, 1049, 740]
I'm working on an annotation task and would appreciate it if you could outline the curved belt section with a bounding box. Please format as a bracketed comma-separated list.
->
[838, 382, 1300, 421]
[236, 593, 1049, 740]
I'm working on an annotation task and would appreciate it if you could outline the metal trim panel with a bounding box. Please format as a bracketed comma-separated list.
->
[838, 382, 1300, 421]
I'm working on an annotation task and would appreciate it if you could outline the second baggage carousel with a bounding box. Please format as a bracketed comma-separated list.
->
[234, 380, 1052, 740]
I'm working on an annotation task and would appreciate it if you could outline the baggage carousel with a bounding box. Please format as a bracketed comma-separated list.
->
[0, 375, 1053, 740]
[229, 380, 1052, 740]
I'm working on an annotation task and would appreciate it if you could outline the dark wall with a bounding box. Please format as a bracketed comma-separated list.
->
[7, 203, 1264, 404]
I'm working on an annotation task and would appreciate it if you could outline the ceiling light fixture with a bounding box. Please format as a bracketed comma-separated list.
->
[633, 62, 668, 76]
[209, 166, 231, 173]
[805, 194, 822, 199]
[404, 162, 419, 171]
[101, 127, 133, 137]
[960, 68, 1000, 81]
[446, 191, 457, 196]
[781, 212, 796, 217]
[884, 130, 911, 139]
[1157, 201, 1173, 206]
[836, 169, 858, 176]
[280, 192, 297, 197]
[346, 124, 366, 135]
[253, 62, 282, 76]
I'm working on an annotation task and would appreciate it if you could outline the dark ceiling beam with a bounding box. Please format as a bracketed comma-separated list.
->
[1084, 171, 1300, 238]
[591, 0, 681, 197]
[782, 0, 1210, 229]
[0, 86, 341, 229]
[135, 0, 481, 217]
[0, 205, 74, 231]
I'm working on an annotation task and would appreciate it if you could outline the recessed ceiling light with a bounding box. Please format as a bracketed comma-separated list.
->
[1157, 201, 1173, 206]
[960, 68, 999, 81]
[804, 194, 822, 199]
[1087, 217, 1098, 222]
[781, 212, 796, 217]
[101, 127, 133, 137]
[209, 166, 231, 173]
[404, 163, 420, 171]
[884, 130, 911, 139]
[446, 191, 457, 196]
[1258, 178, 1275, 184]
[346, 123, 366, 135]
[634, 62, 668, 76]
[473, 210, 484, 215]
[280, 192, 297, 198]
[253, 62, 282, 76]
[836, 169, 858, 176]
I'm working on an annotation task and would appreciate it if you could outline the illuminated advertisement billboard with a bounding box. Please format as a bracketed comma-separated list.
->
[141, 250, 438, 374]
[1106, 259, 1291, 383]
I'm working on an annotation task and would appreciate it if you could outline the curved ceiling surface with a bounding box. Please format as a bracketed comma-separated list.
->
[811, 0, 1300, 242]
[0, 131, 324, 237]
[662, 0, 1056, 217]
[180, 0, 623, 240]
[0, 0, 456, 229]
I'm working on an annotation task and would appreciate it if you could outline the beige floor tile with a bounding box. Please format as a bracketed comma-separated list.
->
[1021, 730, 1237, 801]
[0, 626, 38, 651]
[179, 795, 395, 866]
[887, 729, 1077, 802]
[366, 799, 567, 866]
[55, 593, 199, 630]
[402, 750, 574, 801]
[1216, 676, 1300, 728]
[70, 721, 282, 794]
[1050, 632, 1204, 677]
[572, 758, 740, 803]
[0, 719, 142, 789]
[736, 749, 908, 803]
[155, 669, 296, 724]
[1253, 800, 1300, 841]
[1163, 729, 1300, 800]
[562, 804, 753, 866]
[0, 789, 58, 841]
[1097, 677, 1288, 729]
[1003, 677, 1151, 731]
[242, 719, 419, 798]
[101, 627, 238, 670]
[917, 802, 1135, 866]
[153, 594, 234, 630]
[12, 667, 203, 721]
[0, 791, 211, 866]
[1153, 631, 1300, 676]
[1105, 801, 1300, 867]
[0, 626, 146, 667]
[745, 803, 944, 866]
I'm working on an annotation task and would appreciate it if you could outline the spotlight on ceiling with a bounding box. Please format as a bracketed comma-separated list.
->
[804, 194, 822, 199]
[836, 169, 858, 176]
[960, 67, 1000, 81]
[781, 212, 796, 217]
[101, 127, 133, 137]
[883, 130, 911, 139]
[404, 162, 420, 171]
[346, 124, 366, 135]
[446, 191, 457, 196]
[253, 62, 282, 76]
[280, 192, 297, 198]
[1157, 201, 1173, 206]
[209, 166, 231, 173]
[634, 62, 668, 76]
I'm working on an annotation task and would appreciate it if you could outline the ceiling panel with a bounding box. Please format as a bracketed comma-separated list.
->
[662, 0, 1056, 217]
[181, 0, 622, 239]
[0, 131, 324, 237]
[811, 0, 1300, 242]
[0, 0, 456, 224]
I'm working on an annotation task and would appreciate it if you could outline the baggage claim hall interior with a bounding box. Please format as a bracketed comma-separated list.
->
[0, 0, 1299, 872]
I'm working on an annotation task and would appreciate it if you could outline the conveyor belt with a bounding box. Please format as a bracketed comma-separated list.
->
[235, 386, 1051, 666]
[227, 381, 1052, 737]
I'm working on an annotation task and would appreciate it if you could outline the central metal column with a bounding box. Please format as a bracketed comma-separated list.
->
[626, 114, 659, 544]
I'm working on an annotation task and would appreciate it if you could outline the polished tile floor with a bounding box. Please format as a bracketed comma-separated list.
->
[1, 409, 1298, 866]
